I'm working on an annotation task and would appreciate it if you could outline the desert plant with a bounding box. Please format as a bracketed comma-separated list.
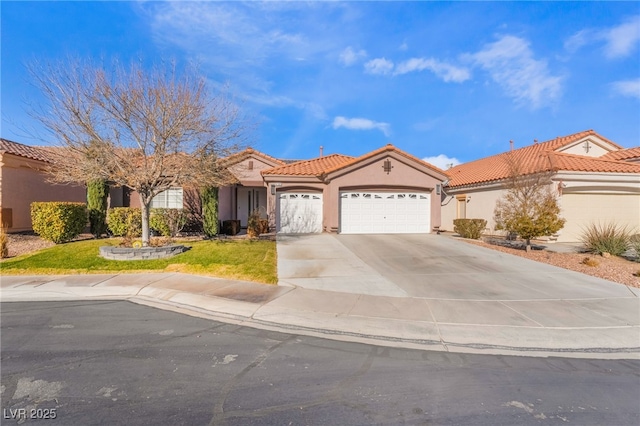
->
[630, 234, 640, 263]
[247, 209, 263, 238]
[87, 179, 109, 238]
[580, 257, 599, 267]
[453, 218, 487, 239]
[150, 208, 187, 238]
[30, 202, 87, 244]
[0, 227, 8, 258]
[493, 154, 565, 251]
[201, 186, 219, 238]
[580, 223, 631, 257]
[107, 208, 142, 238]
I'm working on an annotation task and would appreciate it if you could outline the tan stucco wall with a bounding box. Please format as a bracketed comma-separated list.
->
[440, 186, 507, 233]
[326, 157, 442, 232]
[0, 153, 86, 232]
[442, 174, 640, 243]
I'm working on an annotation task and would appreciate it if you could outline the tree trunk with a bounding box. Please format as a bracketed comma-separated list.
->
[139, 193, 152, 247]
[525, 238, 531, 252]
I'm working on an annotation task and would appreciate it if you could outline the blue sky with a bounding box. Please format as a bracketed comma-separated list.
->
[2, 1, 639, 168]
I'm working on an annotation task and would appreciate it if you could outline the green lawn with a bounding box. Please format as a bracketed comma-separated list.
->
[0, 239, 278, 284]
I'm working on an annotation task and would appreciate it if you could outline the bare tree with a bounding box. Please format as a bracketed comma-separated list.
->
[493, 152, 566, 251]
[29, 58, 249, 245]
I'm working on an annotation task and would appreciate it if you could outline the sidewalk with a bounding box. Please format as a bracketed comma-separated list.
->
[2, 272, 638, 359]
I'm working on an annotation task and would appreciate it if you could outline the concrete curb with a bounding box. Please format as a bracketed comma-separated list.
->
[2, 273, 639, 360]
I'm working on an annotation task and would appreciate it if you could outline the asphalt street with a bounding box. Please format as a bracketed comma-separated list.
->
[2, 301, 639, 425]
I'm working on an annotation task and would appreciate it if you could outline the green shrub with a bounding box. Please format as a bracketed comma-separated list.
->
[87, 179, 109, 238]
[0, 227, 8, 258]
[107, 208, 142, 237]
[580, 223, 631, 256]
[150, 208, 187, 237]
[31, 202, 87, 243]
[201, 186, 219, 238]
[453, 218, 487, 239]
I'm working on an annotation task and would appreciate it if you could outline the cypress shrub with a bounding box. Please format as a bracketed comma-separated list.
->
[201, 186, 219, 238]
[87, 179, 109, 238]
[31, 202, 87, 243]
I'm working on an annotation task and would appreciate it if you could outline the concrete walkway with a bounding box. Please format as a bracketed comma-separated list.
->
[2, 269, 639, 359]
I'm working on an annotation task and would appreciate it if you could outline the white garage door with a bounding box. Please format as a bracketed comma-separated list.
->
[340, 191, 430, 234]
[278, 192, 323, 233]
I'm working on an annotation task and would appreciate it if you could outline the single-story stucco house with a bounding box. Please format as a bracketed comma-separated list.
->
[440, 130, 640, 243]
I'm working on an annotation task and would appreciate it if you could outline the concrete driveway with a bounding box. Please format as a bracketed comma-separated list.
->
[277, 233, 639, 301]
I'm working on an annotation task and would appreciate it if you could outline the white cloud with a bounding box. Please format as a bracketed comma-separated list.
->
[332, 116, 391, 137]
[611, 79, 640, 99]
[564, 16, 640, 59]
[468, 35, 563, 108]
[365, 56, 470, 82]
[422, 154, 461, 170]
[364, 58, 394, 75]
[339, 46, 367, 66]
[564, 29, 593, 53]
[602, 16, 640, 59]
[394, 58, 471, 82]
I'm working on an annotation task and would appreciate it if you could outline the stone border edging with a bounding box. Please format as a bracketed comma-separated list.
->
[99, 245, 187, 261]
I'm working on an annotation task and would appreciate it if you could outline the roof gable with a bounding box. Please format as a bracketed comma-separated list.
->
[221, 147, 285, 168]
[447, 130, 638, 188]
[323, 144, 448, 180]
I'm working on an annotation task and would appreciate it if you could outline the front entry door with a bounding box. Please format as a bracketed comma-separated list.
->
[237, 187, 267, 227]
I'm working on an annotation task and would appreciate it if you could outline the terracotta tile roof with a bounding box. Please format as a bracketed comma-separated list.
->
[600, 147, 640, 162]
[447, 130, 639, 188]
[322, 144, 448, 177]
[220, 147, 285, 167]
[261, 154, 354, 176]
[0, 138, 54, 162]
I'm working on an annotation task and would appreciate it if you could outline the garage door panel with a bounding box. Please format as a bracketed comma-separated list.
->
[340, 191, 430, 234]
[278, 192, 323, 233]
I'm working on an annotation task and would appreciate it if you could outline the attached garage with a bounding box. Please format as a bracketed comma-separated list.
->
[559, 192, 640, 242]
[340, 191, 431, 234]
[277, 192, 323, 233]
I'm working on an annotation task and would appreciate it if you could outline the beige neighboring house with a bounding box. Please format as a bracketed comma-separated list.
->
[441, 130, 640, 243]
[0, 138, 88, 232]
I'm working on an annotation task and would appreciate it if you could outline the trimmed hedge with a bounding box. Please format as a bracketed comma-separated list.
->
[31, 202, 87, 243]
[453, 218, 487, 239]
[107, 208, 142, 237]
[150, 208, 187, 237]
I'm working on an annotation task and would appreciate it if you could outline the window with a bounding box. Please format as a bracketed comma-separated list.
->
[151, 188, 183, 209]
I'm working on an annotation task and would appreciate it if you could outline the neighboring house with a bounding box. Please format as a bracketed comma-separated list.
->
[0, 138, 132, 233]
[261, 144, 448, 234]
[0, 139, 87, 232]
[441, 130, 640, 243]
